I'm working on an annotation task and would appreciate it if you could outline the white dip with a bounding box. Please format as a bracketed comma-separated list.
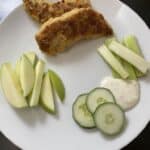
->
[100, 77, 140, 111]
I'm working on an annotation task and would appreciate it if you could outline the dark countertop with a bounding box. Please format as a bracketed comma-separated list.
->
[0, 0, 150, 149]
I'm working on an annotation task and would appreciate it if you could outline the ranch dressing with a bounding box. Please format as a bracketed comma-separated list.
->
[100, 77, 140, 111]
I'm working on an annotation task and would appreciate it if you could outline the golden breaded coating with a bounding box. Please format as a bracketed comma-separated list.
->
[23, 0, 90, 23]
[36, 8, 113, 55]
[64, 0, 90, 5]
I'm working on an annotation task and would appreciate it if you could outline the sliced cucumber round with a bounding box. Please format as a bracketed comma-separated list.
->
[94, 103, 125, 135]
[86, 88, 115, 113]
[72, 94, 95, 128]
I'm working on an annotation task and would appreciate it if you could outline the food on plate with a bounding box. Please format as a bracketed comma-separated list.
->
[98, 45, 129, 79]
[86, 88, 115, 113]
[123, 35, 144, 77]
[72, 35, 146, 134]
[94, 103, 125, 135]
[23, 0, 113, 55]
[121, 58, 136, 80]
[23, 0, 90, 23]
[72, 94, 95, 128]
[0, 52, 65, 114]
[72, 87, 126, 135]
[105, 38, 123, 78]
[36, 8, 113, 55]
[0, 63, 27, 108]
[64, 0, 90, 4]
[98, 36, 149, 79]
[29, 59, 45, 107]
[40, 72, 56, 114]
[20, 55, 35, 97]
[25, 51, 38, 67]
[15, 59, 21, 79]
[105, 37, 136, 79]
[15, 51, 37, 79]
[49, 70, 65, 102]
[100, 77, 140, 111]
[108, 41, 149, 74]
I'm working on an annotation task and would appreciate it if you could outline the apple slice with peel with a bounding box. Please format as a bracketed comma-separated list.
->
[40, 72, 56, 113]
[48, 70, 65, 102]
[15, 52, 37, 78]
[29, 60, 45, 107]
[25, 51, 38, 67]
[0, 63, 27, 108]
[15, 59, 21, 79]
[20, 55, 35, 97]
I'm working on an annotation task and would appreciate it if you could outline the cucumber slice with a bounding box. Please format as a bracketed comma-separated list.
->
[108, 41, 149, 74]
[86, 88, 115, 113]
[123, 35, 144, 77]
[98, 45, 129, 79]
[94, 103, 125, 135]
[72, 94, 95, 128]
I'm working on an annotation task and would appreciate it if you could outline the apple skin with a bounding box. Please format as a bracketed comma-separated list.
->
[29, 60, 45, 107]
[25, 51, 38, 67]
[20, 55, 35, 97]
[40, 72, 56, 114]
[48, 70, 65, 102]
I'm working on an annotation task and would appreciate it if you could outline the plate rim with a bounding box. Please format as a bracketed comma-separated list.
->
[0, 0, 149, 150]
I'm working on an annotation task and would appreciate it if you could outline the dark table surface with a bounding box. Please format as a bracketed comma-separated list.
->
[0, 0, 150, 149]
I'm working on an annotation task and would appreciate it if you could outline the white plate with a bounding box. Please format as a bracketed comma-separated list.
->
[0, 0, 150, 150]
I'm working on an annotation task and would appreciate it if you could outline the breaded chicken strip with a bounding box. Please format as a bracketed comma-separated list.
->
[36, 8, 113, 55]
[23, 0, 90, 23]
[64, 0, 90, 5]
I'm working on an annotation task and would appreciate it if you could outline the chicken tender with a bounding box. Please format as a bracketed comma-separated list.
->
[23, 0, 90, 23]
[36, 8, 113, 55]
[64, 0, 90, 5]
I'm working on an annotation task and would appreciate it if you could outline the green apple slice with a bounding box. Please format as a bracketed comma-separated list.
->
[0, 63, 27, 108]
[48, 70, 65, 102]
[15, 59, 21, 79]
[20, 55, 35, 97]
[25, 51, 38, 67]
[40, 72, 56, 114]
[29, 60, 45, 107]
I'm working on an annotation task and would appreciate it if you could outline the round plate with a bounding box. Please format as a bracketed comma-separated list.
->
[0, 0, 150, 149]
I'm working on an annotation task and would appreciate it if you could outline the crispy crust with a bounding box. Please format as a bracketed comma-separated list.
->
[64, 0, 90, 5]
[36, 8, 113, 55]
[23, 0, 90, 23]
